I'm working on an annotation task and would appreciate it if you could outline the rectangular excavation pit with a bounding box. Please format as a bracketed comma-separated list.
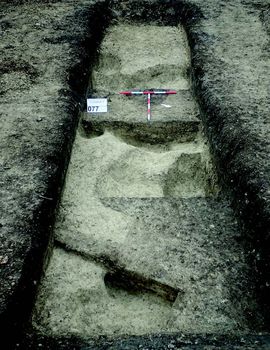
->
[31, 0, 269, 344]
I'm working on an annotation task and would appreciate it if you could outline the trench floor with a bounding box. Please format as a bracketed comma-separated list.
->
[32, 23, 261, 338]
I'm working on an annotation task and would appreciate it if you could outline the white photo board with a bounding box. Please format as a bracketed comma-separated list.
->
[87, 98, 108, 113]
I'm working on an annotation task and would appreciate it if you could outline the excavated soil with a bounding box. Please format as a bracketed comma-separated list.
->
[32, 23, 263, 339]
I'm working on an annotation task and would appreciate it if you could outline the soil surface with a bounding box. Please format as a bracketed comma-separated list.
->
[0, 0, 270, 349]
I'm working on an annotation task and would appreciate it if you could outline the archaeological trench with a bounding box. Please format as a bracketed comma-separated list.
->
[1, 0, 270, 349]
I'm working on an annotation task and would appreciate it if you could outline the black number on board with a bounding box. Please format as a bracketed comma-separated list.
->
[88, 106, 99, 112]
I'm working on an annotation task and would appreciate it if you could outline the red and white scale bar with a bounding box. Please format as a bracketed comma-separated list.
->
[119, 89, 177, 121]
[147, 93, 151, 122]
